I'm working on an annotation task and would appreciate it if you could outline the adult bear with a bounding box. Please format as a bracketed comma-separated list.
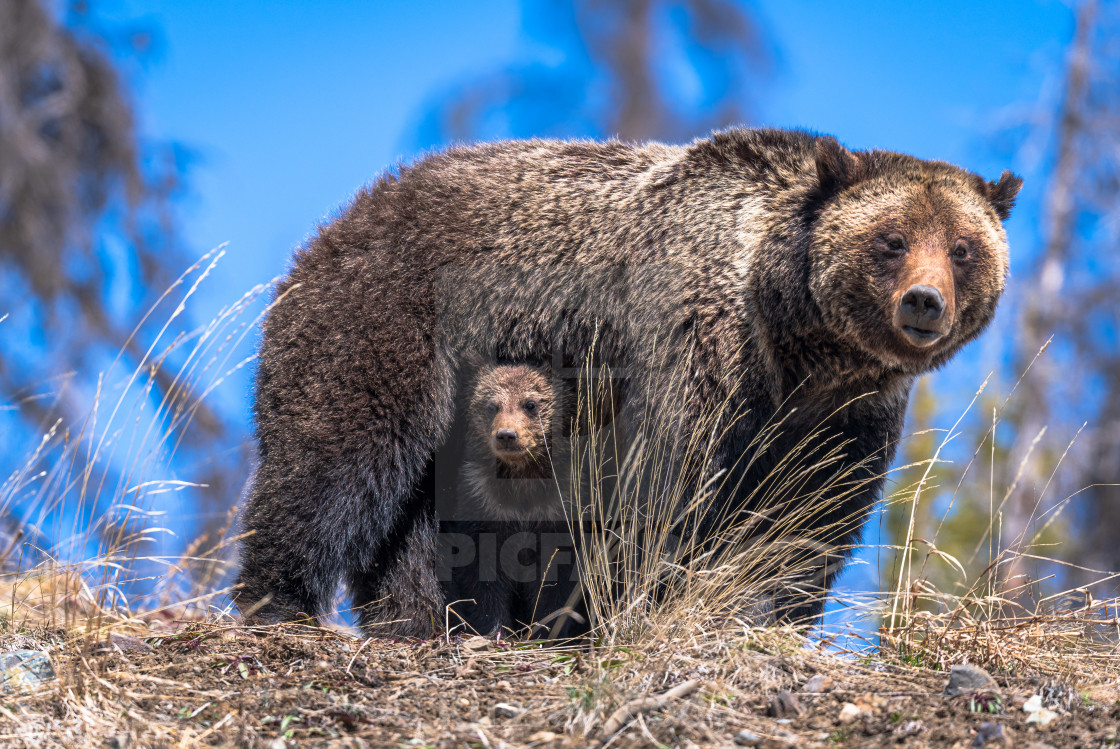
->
[234, 128, 1020, 631]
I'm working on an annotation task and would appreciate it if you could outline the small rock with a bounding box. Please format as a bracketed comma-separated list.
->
[267, 740, 286, 749]
[493, 702, 522, 719]
[734, 730, 761, 746]
[945, 664, 999, 697]
[801, 673, 831, 693]
[528, 731, 559, 744]
[895, 720, 923, 737]
[1023, 694, 1059, 728]
[837, 702, 864, 724]
[0, 650, 55, 692]
[456, 697, 470, 708]
[768, 690, 804, 718]
[462, 635, 491, 652]
[102, 634, 153, 654]
[973, 722, 1012, 747]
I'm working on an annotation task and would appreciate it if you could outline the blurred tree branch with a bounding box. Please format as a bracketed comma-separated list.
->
[418, 0, 770, 144]
[0, 0, 231, 550]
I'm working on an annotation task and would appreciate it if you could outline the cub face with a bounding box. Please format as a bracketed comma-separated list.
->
[808, 141, 1022, 373]
[469, 364, 557, 472]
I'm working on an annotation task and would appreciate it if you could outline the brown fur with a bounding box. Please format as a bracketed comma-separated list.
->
[233, 128, 1020, 630]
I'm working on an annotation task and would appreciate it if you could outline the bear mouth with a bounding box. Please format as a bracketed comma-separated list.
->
[493, 444, 530, 460]
[900, 325, 946, 347]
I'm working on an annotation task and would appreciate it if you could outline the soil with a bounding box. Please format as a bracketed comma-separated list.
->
[2, 621, 1117, 748]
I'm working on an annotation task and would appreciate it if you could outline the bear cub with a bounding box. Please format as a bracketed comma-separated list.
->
[442, 362, 582, 637]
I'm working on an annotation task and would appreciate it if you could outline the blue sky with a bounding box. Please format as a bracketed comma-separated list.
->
[83, 0, 1075, 621]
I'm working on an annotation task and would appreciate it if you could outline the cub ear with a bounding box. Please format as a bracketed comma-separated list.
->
[815, 136, 865, 195]
[986, 170, 1023, 221]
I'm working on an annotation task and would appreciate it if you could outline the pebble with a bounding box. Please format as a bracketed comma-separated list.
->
[95, 634, 153, 655]
[895, 720, 923, 737]
[1023, 694, 1059, 727]
[773, 728, 800, 745]
[0, 650, 55, 692]
[801, 673, 831, 693]
[733, 729, 761, 746]
[945, 664, 998, 697]
[972, 722, 1012, 747]
[838, 702, 864, 724]
[462, 635, 491, 653]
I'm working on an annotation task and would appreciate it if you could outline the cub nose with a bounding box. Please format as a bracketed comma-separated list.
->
[900, 284, 945, 322]
[495, 429, 518, 448]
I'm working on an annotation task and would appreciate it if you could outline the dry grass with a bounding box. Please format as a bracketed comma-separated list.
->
[0, 607, 1115, 748]
[1, 256, 1118, 746]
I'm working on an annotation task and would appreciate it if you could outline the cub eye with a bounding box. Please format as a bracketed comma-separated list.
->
[881, 234, 907, 256]
[524, 400, 538, 414]
[951, 240, 970, 260]
[486, 401, 499, 415]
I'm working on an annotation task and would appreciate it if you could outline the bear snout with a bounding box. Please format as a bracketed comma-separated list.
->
[900, 284, 945, 322]
[893, 283, 952, 347]
[494, 429, 519, 450]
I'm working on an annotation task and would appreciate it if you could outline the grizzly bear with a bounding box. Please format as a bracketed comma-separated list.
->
[234, 128, 1020, 630]
[441, 362, 583, 636]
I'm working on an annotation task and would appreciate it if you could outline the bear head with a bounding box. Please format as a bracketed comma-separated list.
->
[808, 137, 1022, 373]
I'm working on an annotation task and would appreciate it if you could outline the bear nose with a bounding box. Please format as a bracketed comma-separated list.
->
[899, 284, 945, 323]
[495, 429, 518, 448]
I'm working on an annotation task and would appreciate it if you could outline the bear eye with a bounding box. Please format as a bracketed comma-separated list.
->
[524, 400, 538, 414]
[951, 240, 970, 260]
[486, 401, 499, 415]
[880, 234, 907, 256]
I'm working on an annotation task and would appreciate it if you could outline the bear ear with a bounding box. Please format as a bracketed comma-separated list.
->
[986, 170, 1023, 221]
[815, 136, 865, 195]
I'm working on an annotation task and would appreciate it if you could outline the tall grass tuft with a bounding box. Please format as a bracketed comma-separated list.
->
[0, 247, 277, 636]
[562, 348, 887, 645]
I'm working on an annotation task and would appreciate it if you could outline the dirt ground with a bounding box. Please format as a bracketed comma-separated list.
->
[0, 619, 1116, 749]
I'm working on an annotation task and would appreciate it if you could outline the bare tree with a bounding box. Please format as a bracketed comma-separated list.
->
[0, 0, 234, 560]
[419, 0, 770, 144]
[1007, 0, 1120, 590]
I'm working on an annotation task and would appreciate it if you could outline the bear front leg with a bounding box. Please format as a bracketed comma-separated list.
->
[235, 453, 408, 625]
[234, 464, 340, 623]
